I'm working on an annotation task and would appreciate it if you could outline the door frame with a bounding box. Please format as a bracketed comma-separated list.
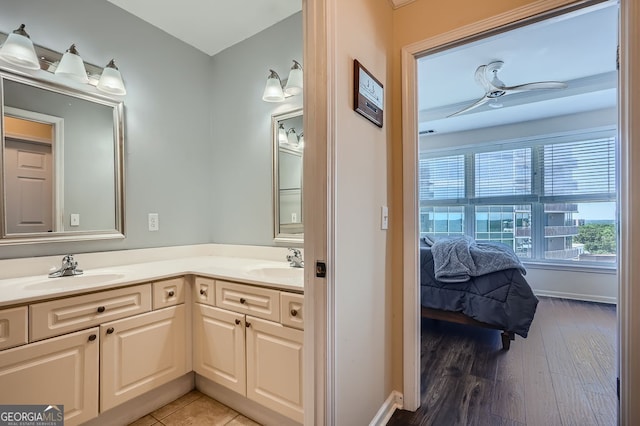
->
[3, 107, 64, 232]
[401, 0, 640, 423]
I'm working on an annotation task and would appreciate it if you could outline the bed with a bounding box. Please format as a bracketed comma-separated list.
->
[420, 237, 538, 350]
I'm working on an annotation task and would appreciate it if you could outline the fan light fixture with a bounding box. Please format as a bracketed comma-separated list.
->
[97, 59, 127, 95]
[262, 60, 303, 102]
[0, 24, 40, 70]
[55, 44, 88, 83]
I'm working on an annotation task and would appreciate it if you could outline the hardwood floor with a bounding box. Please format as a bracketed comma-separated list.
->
[387, 297, 617, 426]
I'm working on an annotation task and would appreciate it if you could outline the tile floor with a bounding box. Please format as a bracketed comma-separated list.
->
[128, 390, 261, 426]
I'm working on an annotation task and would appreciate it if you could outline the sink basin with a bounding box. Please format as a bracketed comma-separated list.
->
[246, 266, 303, 282]
[24, 273, 126, 291]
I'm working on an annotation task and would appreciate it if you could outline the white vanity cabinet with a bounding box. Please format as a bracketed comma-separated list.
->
[100, 304, 188, 411]
[193, 279, 304, 423]
[0, 276, 188, 425]
[0, 327, 99, 426]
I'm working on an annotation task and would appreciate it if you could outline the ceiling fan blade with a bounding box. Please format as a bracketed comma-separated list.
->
[447, 96, 490, 118]
[474, 65, 492, 92]
[503, 81, 568, 93]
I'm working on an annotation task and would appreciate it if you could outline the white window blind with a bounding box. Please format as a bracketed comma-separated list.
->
[543, 138, 616, 197]
[419, 155, 465, 201]
[475, 148, 532, 197]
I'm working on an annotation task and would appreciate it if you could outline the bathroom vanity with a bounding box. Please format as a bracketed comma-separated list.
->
[0, 246, 304, 426]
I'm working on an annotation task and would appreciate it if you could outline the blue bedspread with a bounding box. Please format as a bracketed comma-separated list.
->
[421, 246, 538, 337]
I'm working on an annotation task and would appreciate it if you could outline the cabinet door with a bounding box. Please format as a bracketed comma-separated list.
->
[246, 316, 303, 422]
[100, 305, 187, 411]
[193, 303, 246, 395]
[0, 327, 99, 426]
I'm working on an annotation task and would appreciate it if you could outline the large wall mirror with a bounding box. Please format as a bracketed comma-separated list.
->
[0, 71, 124, 244]
[272, 108, 303, 244]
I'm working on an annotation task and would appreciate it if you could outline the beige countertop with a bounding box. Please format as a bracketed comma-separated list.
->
[0, 253, 304, 308]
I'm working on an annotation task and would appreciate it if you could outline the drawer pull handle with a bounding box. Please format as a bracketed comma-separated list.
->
[200, 289, 207, 296]
[240, 298, 246, 304]
[291, 309, 298, 317]
[245, 321, 251, 328]
[97, 306, 106, 313]
[235, 319, 241, 325]
[106, 327, 115, 335]
[88, 334, 97, 342]
[167, 290, 175, 297]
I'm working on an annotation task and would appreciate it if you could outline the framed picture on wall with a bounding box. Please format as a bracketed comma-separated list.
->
[353, 59, 384, 127]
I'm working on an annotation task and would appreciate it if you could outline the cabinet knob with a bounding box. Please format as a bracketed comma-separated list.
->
[167, 290, 175, 297]
[106, 327, 115, 334]
[291, 309, 298, 317]
[88, 334, 97, 342]
[235, 319, 241, 325]
[199, 289, 207, 296]
[97, 306, 106, 313]
[245, 321, 251, 328]
[240, 298, 246, 304]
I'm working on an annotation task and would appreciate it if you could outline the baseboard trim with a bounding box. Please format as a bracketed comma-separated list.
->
[534, 289, 617, 305]
[369, 390, 404, 426]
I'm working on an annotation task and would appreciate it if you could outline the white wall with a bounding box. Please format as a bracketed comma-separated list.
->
[209, 13, 303, 246]
[331, 0, 394, 423]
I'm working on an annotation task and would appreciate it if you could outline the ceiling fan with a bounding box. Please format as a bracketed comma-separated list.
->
[447, 60, 568, 117]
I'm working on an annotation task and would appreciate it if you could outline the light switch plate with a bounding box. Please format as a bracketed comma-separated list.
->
[381, 205, 389, 230]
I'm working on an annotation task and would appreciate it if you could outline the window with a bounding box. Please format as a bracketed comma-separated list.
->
[418, 133, 617, 266]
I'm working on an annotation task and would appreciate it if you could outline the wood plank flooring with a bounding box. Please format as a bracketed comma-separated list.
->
[387, 297, 617, 426]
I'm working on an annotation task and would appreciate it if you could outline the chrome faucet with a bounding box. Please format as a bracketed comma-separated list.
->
[286, 248, 304, 268]
[49, 254, 83, 278]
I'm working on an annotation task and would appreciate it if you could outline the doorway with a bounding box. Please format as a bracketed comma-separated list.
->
[399, 0, 639, 422]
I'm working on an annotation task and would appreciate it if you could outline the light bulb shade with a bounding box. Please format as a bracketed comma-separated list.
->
[97, 59, 126, 95]
[287, 128, 298, 146]
[0, 25, 40, 70]
[284, 60, 303, 96]
[262, 69, 284, 102]
[55, 44, 88, 83]
[278, 124, 288, 145]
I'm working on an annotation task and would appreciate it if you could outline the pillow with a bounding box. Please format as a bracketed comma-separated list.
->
[421, 235, 435, 247]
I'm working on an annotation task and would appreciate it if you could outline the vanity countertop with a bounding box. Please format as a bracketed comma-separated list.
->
[0, 255, 304, 308]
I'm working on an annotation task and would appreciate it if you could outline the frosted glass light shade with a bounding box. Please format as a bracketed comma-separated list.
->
[55, 44, 88, 83]
[0, 25, 40, 70]
[97, 59, 126, 95]
[262, 69, 284, 102]
[284, 60, 303, 96]
[278, 123, 288, 145]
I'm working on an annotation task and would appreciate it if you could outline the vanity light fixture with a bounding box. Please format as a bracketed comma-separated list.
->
[54, 44, 89, 83]
[97, 59, 127, 96]
[262, 60, 303, 102]
[284, 60, 303, 96]
[0, 24, 40, 70]
[262, 69, 285, 102]
[278, 123, 288, 145]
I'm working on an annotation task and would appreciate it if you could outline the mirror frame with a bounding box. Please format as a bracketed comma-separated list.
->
[272, 108, 303, 245]
[0, 70, 125, 245]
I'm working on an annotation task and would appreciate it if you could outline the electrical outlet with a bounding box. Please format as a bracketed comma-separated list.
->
[291, 212, 297, 223]
[148, 213, 159, 231]
[70, 214, 80, 227]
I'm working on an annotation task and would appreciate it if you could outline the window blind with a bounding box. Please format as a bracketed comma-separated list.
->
[543, 138, 616, 197]
[419, 155, 465, 201]
[475, 148, 532, 197]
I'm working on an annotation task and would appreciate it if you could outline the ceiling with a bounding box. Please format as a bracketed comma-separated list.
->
[417, 2, 618, 135]
[106, 0, 302, 56]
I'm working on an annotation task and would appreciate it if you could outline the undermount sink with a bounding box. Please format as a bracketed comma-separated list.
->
[246, 266, 303, 282]
[24, 272, 126, 291]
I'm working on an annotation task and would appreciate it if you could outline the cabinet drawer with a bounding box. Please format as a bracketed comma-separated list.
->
[193, 276, 215, 306]
[215, 281, 280, 322]
[0, 306, 28, 350]
[153, 277, 185, 309]
[280, 292, 304, 330]
[30, 284, 152, 341]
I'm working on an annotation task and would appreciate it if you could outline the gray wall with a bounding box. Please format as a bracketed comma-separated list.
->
[0, 2, 302, 259]
[209, 13, 303, 246]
